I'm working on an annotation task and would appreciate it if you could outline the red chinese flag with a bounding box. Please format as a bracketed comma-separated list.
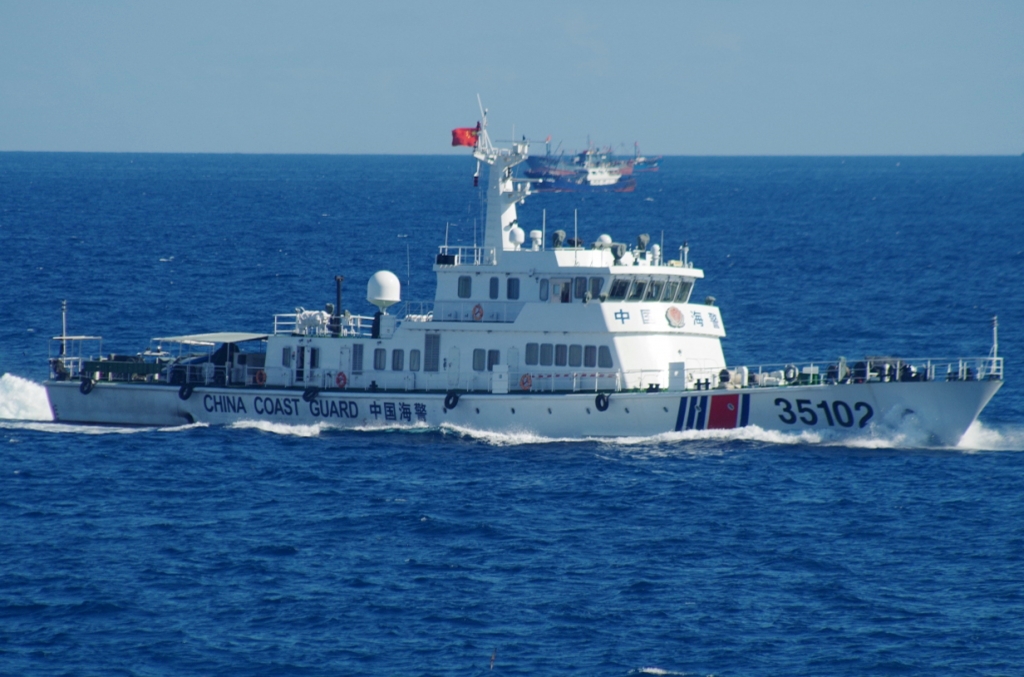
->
[451, 123, 480, 147]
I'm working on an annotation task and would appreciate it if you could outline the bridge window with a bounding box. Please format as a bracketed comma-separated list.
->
[584, 345, 597, 368]
[473, 349, 486, 371]
[392, 349, 404, 371]
[569, 345, 582, 367]
[539, 343, 553, 366]
[555, 344, 568, 367]
[675, 280, 693, 303]
[374, 348, 386, 370]
[628, 278, 647, 301]
[489, 276, 499, 299]
[507, 277, 520, 300]
[608, 278, 630, 301]
[645, 280, 664, 302]
[663, 280, 679, 304]
[598, 346, 614, 368]
[409, 349, 421, 372]
[589, 277, 605, 298]
[525, 343, 539, 365]
[458, 276, 472, 298]
[574, 277, 588, 299]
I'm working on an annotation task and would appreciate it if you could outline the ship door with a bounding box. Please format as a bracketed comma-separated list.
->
[550, 278, 572, 303]
[339, 345, 351, 373]
[446, 347, 460, 388]
[507, 346, 519, 382]
[295, 346, 305, 383]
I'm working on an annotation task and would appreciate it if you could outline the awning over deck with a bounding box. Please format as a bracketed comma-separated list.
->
[152, 332, 269, 346]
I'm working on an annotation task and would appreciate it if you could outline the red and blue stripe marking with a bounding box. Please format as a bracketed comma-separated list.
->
[675, 393, 750, 431]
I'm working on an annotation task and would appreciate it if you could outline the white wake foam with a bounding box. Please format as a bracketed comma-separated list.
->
[0, 373, 54, 421]
[957, 421, 1024, 451]
[229, 419, 325, 437]
[439, 423, 822, 448]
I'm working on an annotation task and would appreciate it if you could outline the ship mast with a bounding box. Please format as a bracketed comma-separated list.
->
[472, 98, 530, 259]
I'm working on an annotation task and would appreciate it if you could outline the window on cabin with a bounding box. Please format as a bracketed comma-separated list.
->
[525, 343, 539, 365]
[392, 349, 404, 371]
[628, 278, 647, 301]
[424, 334, 440, 372]
[608, 278, 630, 300]
[489, 277, 499, 299]
[352, 344, 364, 372]
[568, 345, 582, 367]
[374, 348, 387, 370]
[645, 280, 664, 302]
[409, 349, 421, 372]
[598, 346, 614, 368]
[551, 279, 571, 303]
[554, 344, 568, 366]
[488, 350, 500, 371]
[589, 277, 605, 298]
[309, 347, 320, 369]
[675, 280, 693, 303]
[507, 277, 520, 300]
[539, 279, 549, 301]
[540, 344, 553, 366]
[458, 276, 472, 298]
[281, 347, 291, 368]
[473, 349, 486, 371]
[584, 345, 597, 368]
[574, 277, 588, 299]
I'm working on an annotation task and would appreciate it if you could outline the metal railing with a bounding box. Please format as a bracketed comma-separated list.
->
[435, 245, 498, 266]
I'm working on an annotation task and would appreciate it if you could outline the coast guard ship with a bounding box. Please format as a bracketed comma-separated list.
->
[44, 111, 1003, 445]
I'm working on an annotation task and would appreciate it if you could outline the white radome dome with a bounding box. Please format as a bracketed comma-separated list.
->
[367, 270, 401, 312]
[509, 226, 526, 246]
[598, 234, 613, 245]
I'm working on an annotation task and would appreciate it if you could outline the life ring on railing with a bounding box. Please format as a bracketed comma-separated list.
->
[595, 393, 610, 411]
[472, 304, 484, 321]
[519, 373, 533, 391]
[254, 369, 266, 386]
[784, 364, 798, 383]
[335, 371, 348, 389]
[444, 391, 460, 410]
[79, 377, 94, 395]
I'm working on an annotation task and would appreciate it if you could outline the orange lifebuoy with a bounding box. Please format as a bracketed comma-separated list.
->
[254, 369, 266, 385]
[472, 304, 484, 321]
[336, 371, 348, 389]
[519, 373, 533, 391]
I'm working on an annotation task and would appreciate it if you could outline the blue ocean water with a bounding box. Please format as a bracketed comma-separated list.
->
[1, 153, 1023, 675]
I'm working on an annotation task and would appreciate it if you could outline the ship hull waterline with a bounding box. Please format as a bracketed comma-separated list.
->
[44, 379, 1002, 446]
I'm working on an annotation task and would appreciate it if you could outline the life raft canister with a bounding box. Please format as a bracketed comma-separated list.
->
[519, 373, 533, 391]
[335, 371, 348, 389]
[472, 304, 484, 321]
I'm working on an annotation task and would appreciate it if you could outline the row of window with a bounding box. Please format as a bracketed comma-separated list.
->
[525, 343, 614, 369]
[458, 276, 521, 300]
[350, 335, 441, 374]
[607, 277, 693, 303]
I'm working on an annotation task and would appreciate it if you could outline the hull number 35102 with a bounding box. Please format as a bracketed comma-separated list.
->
[774, 398, 873, 428]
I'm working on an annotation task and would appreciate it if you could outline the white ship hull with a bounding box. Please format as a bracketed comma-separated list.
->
[45, 377, 1002, 446]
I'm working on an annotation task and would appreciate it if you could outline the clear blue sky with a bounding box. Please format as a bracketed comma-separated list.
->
[2, 1, 1021, 154]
